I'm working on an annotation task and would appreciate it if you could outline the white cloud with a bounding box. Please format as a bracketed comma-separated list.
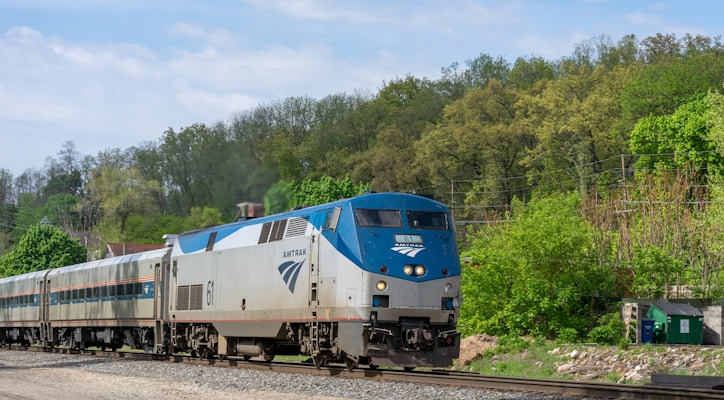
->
[625, 11, 664, 27]
[0, 19, 410, 174]
[0, 0, 720, 176]
[167, 21, 242, 49]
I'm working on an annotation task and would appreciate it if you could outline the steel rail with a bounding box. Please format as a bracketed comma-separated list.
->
[3, 345, 723, 399]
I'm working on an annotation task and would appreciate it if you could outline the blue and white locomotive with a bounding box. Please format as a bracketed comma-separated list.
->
[0, 192, 461, 369]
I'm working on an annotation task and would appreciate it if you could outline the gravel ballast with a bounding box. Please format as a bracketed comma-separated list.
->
[0, 350, 592, 399]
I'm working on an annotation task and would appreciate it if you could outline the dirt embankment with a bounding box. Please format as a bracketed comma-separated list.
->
[458, 334, 724, 384]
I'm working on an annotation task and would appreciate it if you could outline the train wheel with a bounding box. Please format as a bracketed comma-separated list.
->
[199, 348, 211, 359]
[344, 355, 357, 371]
[242, 355, 252, 361]
[312, 354, 325, 369]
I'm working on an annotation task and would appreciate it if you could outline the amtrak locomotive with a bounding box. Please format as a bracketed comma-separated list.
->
[0, 192, 461, 369]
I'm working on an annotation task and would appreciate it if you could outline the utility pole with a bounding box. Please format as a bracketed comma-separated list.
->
[621, 154, 628, 204]
[450, 180, 455, 217]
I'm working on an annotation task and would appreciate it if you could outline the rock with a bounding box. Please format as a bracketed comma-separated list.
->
[458, 338, 723, 384]
[455, 334, 498, 366]
[557, 363, 575, 374]
[624, 371, 645, 383]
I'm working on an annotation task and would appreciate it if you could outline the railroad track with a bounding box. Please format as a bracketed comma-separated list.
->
[2, 344, 722, 400]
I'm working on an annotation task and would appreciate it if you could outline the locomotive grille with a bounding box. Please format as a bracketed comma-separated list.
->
[258, 223, 272, 244]
[189, 285, 203, 310]
[285, 218, 307, 238]
[176, 286, 189, 310]
[176, 284, 204, 311]
[258, 219, 290, 243]
[270, 219, 287, 241]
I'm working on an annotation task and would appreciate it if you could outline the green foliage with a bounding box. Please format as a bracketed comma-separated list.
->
[123, 214, 186, 244]
[415, 82, 534, 210]
[264, 180, 296, 215]
[630, 244, 685, 298]
[521, 64, 632, 195]
[630, 92, 722, 177]
[0, 224, 86, 277]
[184, 207, 224, 230]
[13, 193, 42, 243]
[122, 207, 224, 244]
[494, 334, 531, 354]
[693, 177, 724, 298]
[586, 313, 626, 345]
[706, 90, 724, 157]
[39, 194, 79, 226]
[2, 34, 724, 328]
[621, 42, 724, 121]
[466, 340, 561, 379]
[0, 203, 17, 256]
[557, 328, 581, 344]
[293, 176, 370, 207]
[460, 191, 616, 338]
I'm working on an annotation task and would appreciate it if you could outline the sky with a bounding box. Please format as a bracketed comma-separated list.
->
[0, 0, 721, 177]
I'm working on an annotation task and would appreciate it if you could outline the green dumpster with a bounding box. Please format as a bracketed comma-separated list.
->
[646, 301, 703, 344]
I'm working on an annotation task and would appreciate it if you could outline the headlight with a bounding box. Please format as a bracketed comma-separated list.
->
[414, 265, 426, 276]
[444, 283, 453, 293]
[376, 280, 387, 291]
[403, 265, 414, 276]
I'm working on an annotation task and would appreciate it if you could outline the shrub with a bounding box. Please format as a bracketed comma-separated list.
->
[557, 327, 580, 344]
[587, 313, 625, 345]
[495, 334, 530, 354]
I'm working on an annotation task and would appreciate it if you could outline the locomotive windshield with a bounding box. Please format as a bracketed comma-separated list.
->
[355, 209, 402, 227]
[406, 210, 448, 230]
[355, 208, 448, 230]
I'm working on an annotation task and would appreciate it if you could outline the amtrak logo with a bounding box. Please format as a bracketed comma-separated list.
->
[391, 246, 425, 257]
[278, 259, 305, 293]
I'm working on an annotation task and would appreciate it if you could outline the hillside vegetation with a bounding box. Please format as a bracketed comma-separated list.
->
[1, 33, 723, 341]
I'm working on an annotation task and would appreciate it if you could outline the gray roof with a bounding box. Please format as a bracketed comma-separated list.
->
[651, 301, 703, 316]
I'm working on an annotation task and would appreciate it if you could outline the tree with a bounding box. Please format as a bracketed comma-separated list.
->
[43, 141, 83, 199]
[0, 224, 86, 277]
[624, 168, 706, 299]
[264, 180, 296, 215]
[621, 34, 724, 123]
[122, 206, 224, 244]
[692, 178, 724, 298]
[705, 89, 724, 157]
[630, 92, 722, 178]
[368, 125, 427, 192]
[460, 192, 615, 338]
[86, 167, 161, 243]
[157, 124, 221, 214]
[460, 53, 511, 88]
[508, 55, 556, 90]
[294, 176, 370, 207]
[0, 169, 16, 255]
[416, 81, 535, 217]
[154, 122, 276, 217]
[520, 64, 632, 194]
